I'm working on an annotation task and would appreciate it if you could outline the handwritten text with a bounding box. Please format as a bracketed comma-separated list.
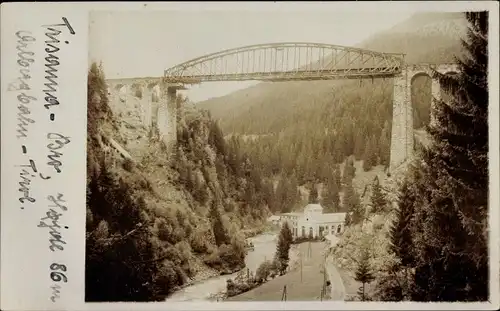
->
[46, 133, 71, 173]
[38, 194, 67, 252]
[49, 263, 68, 303]
[42, 17, 75, 109]
[17, 159, 50, 208]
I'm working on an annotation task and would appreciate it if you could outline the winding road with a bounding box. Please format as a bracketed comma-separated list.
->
[324, 235, 346, 300]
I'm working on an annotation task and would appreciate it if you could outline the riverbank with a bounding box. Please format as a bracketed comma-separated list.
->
[226, 242, 329, 301]
[165, 232, 280, 302]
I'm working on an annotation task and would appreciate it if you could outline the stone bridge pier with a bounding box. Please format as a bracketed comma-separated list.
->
[389, 63, 459, 173]
[106, 77, 186, 154]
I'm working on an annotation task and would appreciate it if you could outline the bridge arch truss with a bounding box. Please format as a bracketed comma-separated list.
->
[164, 42, 406, 83]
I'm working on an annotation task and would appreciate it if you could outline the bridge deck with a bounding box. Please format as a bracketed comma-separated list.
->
[164, 67, 402, 83]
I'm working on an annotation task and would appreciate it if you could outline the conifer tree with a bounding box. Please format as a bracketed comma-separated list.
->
[409, 11, 489, 301]
[390, 176, 416, 269]
[343, 180, 363, 224]
[275, 222, 292, 275]
[208, 120, 226, 155]
[322, 179, 340, 213]
[369, 176, 387, 214]
[362, 137, 377, 172]
[209, 200, 229, 247]
[333, 165, 342, 190]
[342, 158, 356, 186]
[309, 184, 319, 204]
[379, 121, 391, 166]
[355, 246, 376, 301]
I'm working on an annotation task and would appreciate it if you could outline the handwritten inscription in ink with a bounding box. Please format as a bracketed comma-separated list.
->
[42, 17, 75, 110]
[17, 159, 50, 208]
[8, 17, 77, 304]
[49, 263, 68, 302]
[9, 31, 37, 139]
[38, 194, 68, 252]
[17, 92, 36, 139]
[8, 31, 36, 92]
[46, 133, 71, 173]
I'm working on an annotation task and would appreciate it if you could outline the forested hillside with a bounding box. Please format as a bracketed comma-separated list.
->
[85, 63, 273, 302]
[197, 13, 467, 193]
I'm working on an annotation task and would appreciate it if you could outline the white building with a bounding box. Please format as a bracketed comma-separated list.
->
[267, 215, 281, 225]
[279, 204, 346, 239]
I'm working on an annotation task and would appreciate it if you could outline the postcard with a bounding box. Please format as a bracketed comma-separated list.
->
[1, 2, 499, 311]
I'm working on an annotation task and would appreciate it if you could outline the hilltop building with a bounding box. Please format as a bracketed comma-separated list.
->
[278, 204, 346, 238]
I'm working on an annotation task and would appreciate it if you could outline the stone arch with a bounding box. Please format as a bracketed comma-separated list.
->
[409, 70, 433, 130]
[118, 85, 128, 102]
[131, 82, 143, 98]
[389, 64, 460, 173]
[147, 82, 161, 102]
[147, 81, 158, 90]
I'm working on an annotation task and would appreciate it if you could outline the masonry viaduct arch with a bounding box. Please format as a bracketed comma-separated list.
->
[391, 63, 459, 171]
[105, 43, 458, 173]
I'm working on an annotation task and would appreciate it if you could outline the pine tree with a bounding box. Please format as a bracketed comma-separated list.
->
[369, 176, 387, 214]
[322, 178, 340, 213]
[379, 121, 391, 166]
[209, 200, 229, 247]
[362, 137, 376, 172]
[355, 246, 375, 301]
[309, 184, 319, 204]
[275, 222, 292, 275]
[409, 12, 489, 301]
[333, 165, 342, 190]
[342, 180, 363, 224]
[282, 221, 294, 245]
[208, 120, 226, 155]
[390, 176, 416, 269]
[342, 158, 356, 186]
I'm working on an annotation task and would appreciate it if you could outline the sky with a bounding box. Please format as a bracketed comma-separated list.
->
[88, 4, 448, 102]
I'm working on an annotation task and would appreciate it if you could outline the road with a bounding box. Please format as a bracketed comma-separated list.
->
[165, 234, 346, 302]
[324, 235, 347, 300]
[227, 240, 345, 301]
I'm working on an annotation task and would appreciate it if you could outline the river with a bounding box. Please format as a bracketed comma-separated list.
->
[165, 232, 279, 302]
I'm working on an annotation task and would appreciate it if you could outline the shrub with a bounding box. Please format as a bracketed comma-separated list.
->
[155, 260, 182, 296]
[219, 243, 245, 271]
[164, 246, 183, 266]
[122, 158, 134, 172]
[175, 241, 192, 264]
[190, 228, 209, 253]
[204, 249, 222, 269]
[255, 260, 274, 282]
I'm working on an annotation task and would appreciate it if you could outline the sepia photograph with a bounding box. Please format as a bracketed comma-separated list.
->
[85, 7, 491, 304]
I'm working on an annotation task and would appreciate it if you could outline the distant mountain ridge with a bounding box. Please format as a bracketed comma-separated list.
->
[193, 12, 467, 192]
[197, 12, 467, 123]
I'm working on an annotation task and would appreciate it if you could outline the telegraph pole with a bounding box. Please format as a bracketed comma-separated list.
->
[300, 253, 303, 283]
[281, 285, 287, 301]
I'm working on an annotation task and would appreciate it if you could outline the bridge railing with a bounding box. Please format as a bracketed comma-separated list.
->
[164, 43, 405, 84]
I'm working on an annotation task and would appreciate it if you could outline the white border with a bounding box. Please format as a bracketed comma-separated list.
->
[1, 2, 499, 311]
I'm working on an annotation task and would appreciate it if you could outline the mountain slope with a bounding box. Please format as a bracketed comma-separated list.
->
[198, 12, 466, 124]
[195, 12, 467, 185]
[85, 63, 272, 302]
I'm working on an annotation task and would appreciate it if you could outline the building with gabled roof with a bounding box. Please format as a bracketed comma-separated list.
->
[277, 203, 346, 238]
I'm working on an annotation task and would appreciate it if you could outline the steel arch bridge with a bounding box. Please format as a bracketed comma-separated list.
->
[164, 42, 406, 83]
